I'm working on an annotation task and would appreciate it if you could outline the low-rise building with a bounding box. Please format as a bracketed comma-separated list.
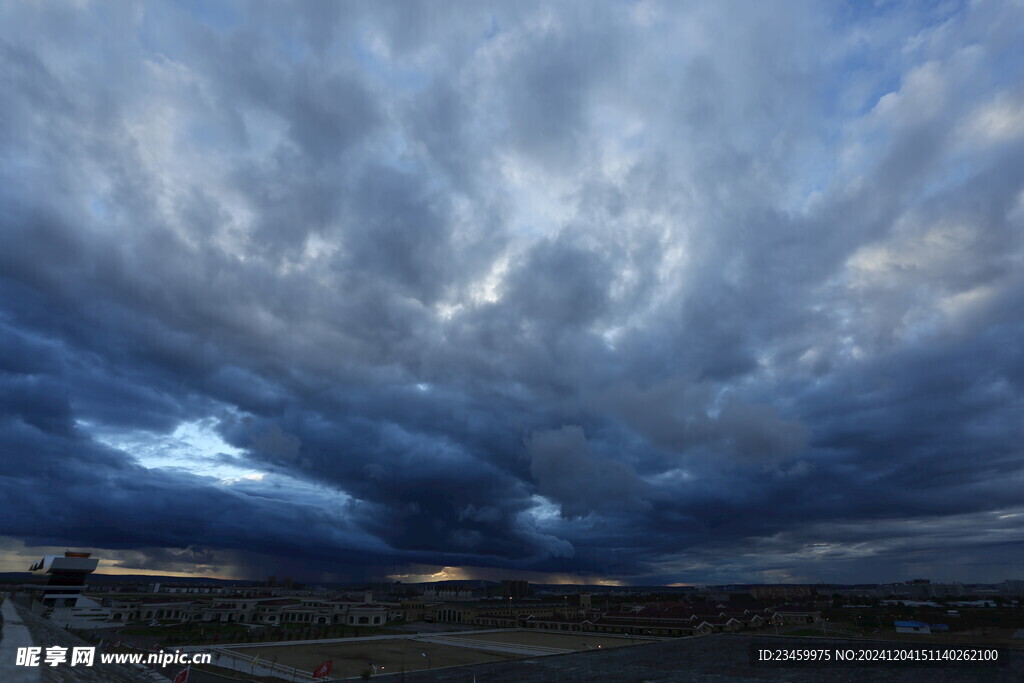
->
[894, 620, 931, 634]
[105, 595, 389, 627]
[771, 606, 822, 624]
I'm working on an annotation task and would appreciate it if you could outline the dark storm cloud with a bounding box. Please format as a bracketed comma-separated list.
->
[527, 425, 649, 519]
[1, 0, 1023, 584]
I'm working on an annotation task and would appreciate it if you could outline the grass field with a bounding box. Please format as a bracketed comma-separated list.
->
[275, 622, 408, 637]
[449, 630, 640, 650]
[120, 622, 248, 638]
[784, 628, 834, 637]
[225, 629, 656, 678]
[231, 638, 521, 678]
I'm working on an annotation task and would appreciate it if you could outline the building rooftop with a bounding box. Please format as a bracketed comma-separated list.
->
[378, 634, 1024, 682]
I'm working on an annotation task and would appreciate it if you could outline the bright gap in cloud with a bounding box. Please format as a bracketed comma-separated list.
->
[82, 416, 262, 483]
[526, 494, 561, 523]
[83, 417, 355, 510]
[647, 468, 695, 486]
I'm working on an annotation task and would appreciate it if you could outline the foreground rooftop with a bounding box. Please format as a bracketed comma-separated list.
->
[377, 633, 1024, 682]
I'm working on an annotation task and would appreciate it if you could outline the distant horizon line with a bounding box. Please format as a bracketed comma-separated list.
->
[3, 569, 1011, 588]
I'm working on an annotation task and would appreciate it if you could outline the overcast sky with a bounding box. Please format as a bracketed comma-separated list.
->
[1, 0, 1023, 586]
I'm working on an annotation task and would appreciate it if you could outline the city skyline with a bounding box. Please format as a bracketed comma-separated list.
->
[2, 1, 1023, 587]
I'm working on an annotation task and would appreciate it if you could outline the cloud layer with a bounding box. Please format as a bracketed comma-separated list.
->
[1, 0, 1023, 584]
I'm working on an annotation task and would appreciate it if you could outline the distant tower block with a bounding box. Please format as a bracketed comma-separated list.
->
[579, 593, 592, 609]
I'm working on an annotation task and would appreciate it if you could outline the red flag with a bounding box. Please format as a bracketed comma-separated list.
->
[312, 659, 333, 678]
[172, 666, 190, 683]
